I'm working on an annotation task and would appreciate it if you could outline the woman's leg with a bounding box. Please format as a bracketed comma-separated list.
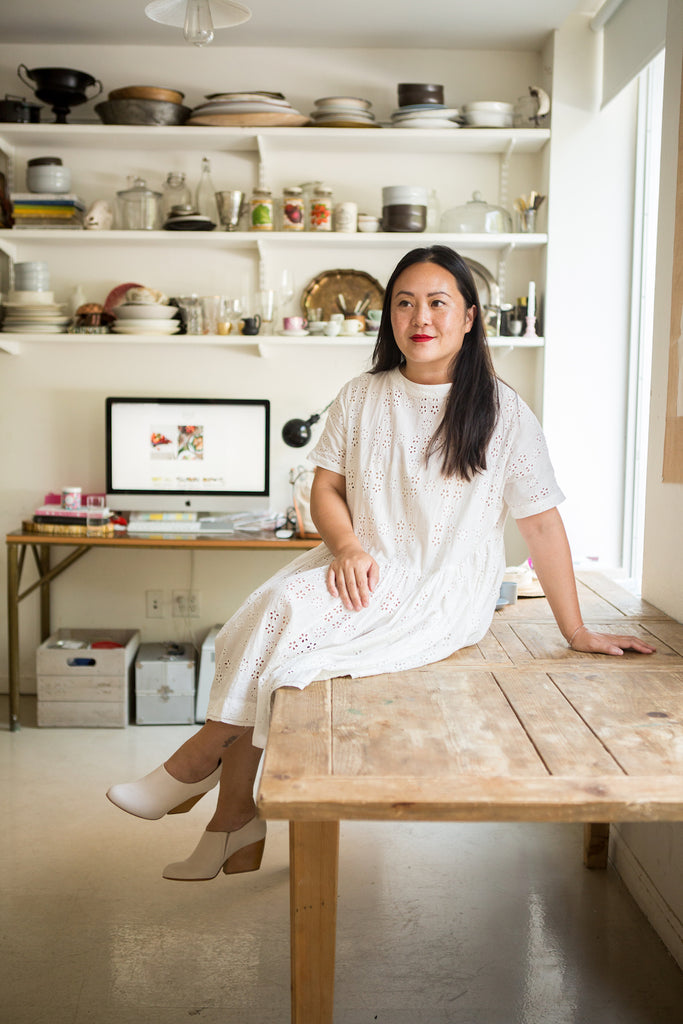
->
[164, 719, 249, 783]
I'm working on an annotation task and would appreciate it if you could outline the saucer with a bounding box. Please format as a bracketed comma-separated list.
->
[279, 328, 309, 337]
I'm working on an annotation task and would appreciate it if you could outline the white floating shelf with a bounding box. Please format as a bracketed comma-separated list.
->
[0, 123, 550, 156]
[0, 229, 547, 251]
[0, 332, 544, 356]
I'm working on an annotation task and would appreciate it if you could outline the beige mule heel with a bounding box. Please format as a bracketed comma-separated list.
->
[106, 762, 222, 820]
[162, 817, 267, 881]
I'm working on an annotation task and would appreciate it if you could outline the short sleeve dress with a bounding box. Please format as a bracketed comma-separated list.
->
[206, 367, 564, 747]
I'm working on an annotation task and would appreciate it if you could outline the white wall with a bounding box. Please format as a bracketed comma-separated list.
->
[542, 13, 638, 570]
[611, 0, 683, 972]
[0, 41, 546, 693]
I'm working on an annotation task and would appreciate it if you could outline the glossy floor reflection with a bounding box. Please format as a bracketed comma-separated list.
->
[2, 697, 683, 1024]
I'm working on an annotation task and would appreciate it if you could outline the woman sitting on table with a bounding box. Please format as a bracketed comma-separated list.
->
[107, 244, 655, 881]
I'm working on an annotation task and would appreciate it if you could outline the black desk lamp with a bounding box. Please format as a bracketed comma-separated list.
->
[282, 401, 332, 447]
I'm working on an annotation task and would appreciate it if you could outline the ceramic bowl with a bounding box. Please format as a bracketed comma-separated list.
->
[357, 215, 380, 233]
[398, 83, 444, 106]
[113, 303, 177, 319]
[94, 98, 191, 126]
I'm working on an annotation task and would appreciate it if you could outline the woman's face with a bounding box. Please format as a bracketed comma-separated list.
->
[390, 261, 475, 384]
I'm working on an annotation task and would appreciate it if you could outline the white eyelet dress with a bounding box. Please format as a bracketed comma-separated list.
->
[206, 368, 565, 747]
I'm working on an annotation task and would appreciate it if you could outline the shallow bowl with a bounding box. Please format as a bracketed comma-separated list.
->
[113, 303, 178, 320]
[94, 98, 191, 126]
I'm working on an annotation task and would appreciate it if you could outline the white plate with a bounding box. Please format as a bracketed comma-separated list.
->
[311, 110, 375, 121]
[3, 324, 66, 333]
[113, 303, 178, 320]
[279, 329, 309, 337]
[394, 118, 459, 129]
[113, 323, 181, 334]
[392, 107, 459, 119]
[463, 112, 513, 128]
[463, 101, 514, 113]
[3, 302, 63, 311]
[314, 96, 372, 110]
[192, 101, 298, 115]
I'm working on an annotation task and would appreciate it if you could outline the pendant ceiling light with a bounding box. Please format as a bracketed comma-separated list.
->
[145, 0, 251, 47]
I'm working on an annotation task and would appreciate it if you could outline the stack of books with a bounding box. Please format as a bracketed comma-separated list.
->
[24, 502, 114, 537]
[11, 193, 86, 229]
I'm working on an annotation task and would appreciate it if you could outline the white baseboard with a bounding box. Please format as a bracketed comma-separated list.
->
[611, 825, 683, 970]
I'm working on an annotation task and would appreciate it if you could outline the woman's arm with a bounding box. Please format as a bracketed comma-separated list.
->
[516, 507, 656, 656]
[310, 466, 379, 611]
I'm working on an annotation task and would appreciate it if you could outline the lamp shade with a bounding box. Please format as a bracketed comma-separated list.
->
[145, 0, 251, 29]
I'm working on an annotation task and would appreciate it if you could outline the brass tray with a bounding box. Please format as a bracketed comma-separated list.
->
[301, 268, 385, 320]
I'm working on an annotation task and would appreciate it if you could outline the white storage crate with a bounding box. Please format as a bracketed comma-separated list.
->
[36, 628, 141, 728]
[135, 641, 196, 725]
[195, 624, 222, 723]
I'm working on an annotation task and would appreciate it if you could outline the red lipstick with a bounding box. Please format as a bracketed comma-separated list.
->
[410, 334, 433, 342]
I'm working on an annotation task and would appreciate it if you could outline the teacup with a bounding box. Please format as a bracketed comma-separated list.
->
[283, 316, 307, 332]
[366, 309, 382, 323]
[240, 315, 262, 336]
[340, 317, 362, 335]
[324, 322, 341, 336]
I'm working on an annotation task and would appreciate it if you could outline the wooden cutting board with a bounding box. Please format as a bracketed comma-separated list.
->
[186, 112, 311, 127]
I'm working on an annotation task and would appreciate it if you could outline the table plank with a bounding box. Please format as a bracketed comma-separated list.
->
[550, 669, 683, 775]
[261, 680, 333, 782]
[495, 622, 683, 668]
[492, 669, 624, 776]
[330, 670, 543, 778]
[258, 773, 683, 822]
[576, 571, 665, 618]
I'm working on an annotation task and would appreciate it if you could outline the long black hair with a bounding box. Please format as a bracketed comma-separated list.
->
[371, 245, 499, 481]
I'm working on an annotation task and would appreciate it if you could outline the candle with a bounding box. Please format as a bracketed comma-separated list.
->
[527, 281, 536, 318]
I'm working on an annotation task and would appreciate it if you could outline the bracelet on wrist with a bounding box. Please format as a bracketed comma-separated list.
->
[567, 624, 586, 647]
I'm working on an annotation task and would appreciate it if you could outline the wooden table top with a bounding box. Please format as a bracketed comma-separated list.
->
[258, 573, 683, 826]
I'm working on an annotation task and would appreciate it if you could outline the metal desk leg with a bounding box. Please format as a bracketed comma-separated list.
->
[7, 543, 20, 731]
[38, 545, 51, 641]
[289, 820, 340, 1024]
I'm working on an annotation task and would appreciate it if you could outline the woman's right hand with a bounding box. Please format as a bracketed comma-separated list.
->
[327, 545, 380, 611]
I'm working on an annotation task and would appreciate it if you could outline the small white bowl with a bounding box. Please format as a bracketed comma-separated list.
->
[113, 303, 178, 320]
[463, 101, 514, 114]
[357, 215, 380, 233]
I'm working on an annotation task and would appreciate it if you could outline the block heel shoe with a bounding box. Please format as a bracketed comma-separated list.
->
[106, 762, 222, 820]
[162, 817, 267, 881]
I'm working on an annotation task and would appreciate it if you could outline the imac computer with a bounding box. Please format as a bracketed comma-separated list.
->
[106, 397, 270, 529]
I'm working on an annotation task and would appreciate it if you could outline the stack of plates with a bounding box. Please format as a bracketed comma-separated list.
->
[390, 104, 461, 129]
[2, 301, 69, 333]
[461, 102, 514, 128]
[112, 302, 180, 335]
[310, 96, 379, 128]
[186, 92, 309, 127]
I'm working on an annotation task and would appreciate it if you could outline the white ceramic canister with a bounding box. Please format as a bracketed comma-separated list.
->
[334, 202, 357, 233]
[26, 157, 72, 194]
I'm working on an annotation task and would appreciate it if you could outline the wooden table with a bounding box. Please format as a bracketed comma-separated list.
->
[257, 573, 683, 1024]
[5, 529, 317, 731]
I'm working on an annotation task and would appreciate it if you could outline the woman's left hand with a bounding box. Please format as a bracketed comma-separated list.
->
[569, 625, 656, 656]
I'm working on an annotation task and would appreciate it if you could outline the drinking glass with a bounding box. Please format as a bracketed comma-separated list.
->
[86, 495, 106, 537]
[201, 295, 221, 334]
[177, 295, 203, 335]
[256, 288, 276, 328]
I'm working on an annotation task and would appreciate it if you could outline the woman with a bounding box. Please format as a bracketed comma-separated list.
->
[107, 245, 655, 880]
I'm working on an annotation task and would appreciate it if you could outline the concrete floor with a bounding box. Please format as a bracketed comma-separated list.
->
[2, 697, 683, 1024]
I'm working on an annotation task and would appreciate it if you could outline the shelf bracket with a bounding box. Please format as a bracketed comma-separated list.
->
[499, 138, 515, 209]
[496, 242, 515, 303]
[255, 133, 269, 190]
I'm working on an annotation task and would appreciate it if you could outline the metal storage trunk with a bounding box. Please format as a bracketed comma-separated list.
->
[36, 628, 141, 727]
[135, 641, 196, 725]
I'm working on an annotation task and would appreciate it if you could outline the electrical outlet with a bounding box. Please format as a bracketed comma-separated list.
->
[146, 589, 164, 618]
[172, 589, 201, 618]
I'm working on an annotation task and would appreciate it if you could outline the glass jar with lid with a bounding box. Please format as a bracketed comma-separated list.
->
[116, 176, 162, 231]
[440, 191, 512, 234]
[309, 185, 333, 231]
[282, 186, 304, 231]
[161, 172, 191, 221]
[249, 187, 274, 231]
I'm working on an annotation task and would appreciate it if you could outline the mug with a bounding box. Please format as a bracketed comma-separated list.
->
[340, 318, 361, 335]
[283, 315, 307, 331]
[240, 315, 262, 336]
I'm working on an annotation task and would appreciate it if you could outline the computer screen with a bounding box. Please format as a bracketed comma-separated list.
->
[106, 396, 270, 513]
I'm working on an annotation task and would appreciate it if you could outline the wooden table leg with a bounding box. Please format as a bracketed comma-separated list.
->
[584, 822, 610, 868]
[289, 820, 340, 1024]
